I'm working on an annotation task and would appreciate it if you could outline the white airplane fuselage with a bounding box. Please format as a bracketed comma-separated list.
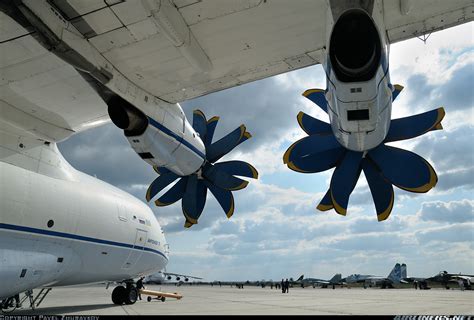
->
[0, 142, 168, 300]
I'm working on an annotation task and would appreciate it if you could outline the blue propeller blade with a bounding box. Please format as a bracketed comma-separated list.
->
[207, 125, 247, 163]
[317, 190, 334, 211]
[283, 134, 341, 165]
[330, 151, 363, 216]
[205, 181, 235, 218]
[205, 116, 219, 147]
[361, 159, 394, 221]
[385, 107, 445, 142]
[192, 109, 207, 140]
[302, 89, 328, 113]
[287, 147, 345, 173]
[146, 171, 179, 202]
[155, 177, 187, 207]
[153, 166, 172, 175]
[391, 84, 404, 102]
[213, 161, 259, 179]
[182, 175, 207, 226]
[297, 111, 332, 135]
[203, 164, 249, 191]
[368, 145, 438, 193]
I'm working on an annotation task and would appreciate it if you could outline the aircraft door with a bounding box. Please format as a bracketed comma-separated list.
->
[122, 229, 147, 269]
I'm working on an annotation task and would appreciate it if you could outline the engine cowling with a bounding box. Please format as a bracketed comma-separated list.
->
[107, 95, 148, 136]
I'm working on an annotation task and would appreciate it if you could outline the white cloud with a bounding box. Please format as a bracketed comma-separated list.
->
[417, 199, 474, 223]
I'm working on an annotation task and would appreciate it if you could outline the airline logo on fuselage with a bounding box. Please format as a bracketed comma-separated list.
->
[147, 238, 160, 246]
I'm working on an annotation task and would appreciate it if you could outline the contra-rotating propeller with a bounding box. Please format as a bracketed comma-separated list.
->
[146, 110, 258, 228]
[284, 86, 444, 221]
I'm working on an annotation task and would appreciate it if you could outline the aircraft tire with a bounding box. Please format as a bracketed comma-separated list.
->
[112, 286, 126, 305]
[124, 287, 138, 305]
[147, 296, 152, 302]
[161, 297, 166, 302]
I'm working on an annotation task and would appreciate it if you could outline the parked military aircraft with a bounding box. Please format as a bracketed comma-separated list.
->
[343, 263, 404, 288]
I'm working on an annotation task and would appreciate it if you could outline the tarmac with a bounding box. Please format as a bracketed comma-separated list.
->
[6, 284, 474, 315]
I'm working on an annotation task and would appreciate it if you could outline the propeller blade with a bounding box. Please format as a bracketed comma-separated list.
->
[391, 84, 404, 102]
[207, 125, 247, 163]
[153, 166, 172, 175]
[385, 107, 445, 142]
[330, 151, 363, 216]
[205, 116, 219, 147]
[146, 171, 179, 202]
[361, 159, 394, 221]
[181, 175, 207, 225]
[155, 177, 188, 207]
[297, 111, 332, 135]
[368, 145, 438, 193]
[192, 109, 207, 139]
[283, 134, 340, 165]
[302, 89, 328, 113]
[205, 181, 235, 218]
[203, 164, 249, 191]
[213, 161, 258, 179]
[287, 147, 345, 173]
[317, 189, 334, 211]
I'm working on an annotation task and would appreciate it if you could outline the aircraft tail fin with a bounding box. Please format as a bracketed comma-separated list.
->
[388, 263, 402, 283]
[401, 263, 407, 280]
[330, 273, 342, 283]
[296, 275, 304, 282]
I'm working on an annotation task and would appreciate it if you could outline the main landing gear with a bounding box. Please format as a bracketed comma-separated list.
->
[112, 282, 138, 305]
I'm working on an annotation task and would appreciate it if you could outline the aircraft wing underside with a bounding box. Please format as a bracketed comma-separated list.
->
[0, 0, 472, 142]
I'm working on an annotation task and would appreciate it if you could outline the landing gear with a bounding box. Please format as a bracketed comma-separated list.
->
[112, 286, 126, 305]
[111, 284, 138, 305]
[124, 286, 138, 305]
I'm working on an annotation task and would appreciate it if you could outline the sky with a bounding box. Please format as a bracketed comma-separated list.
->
[59, 22, 474, 282]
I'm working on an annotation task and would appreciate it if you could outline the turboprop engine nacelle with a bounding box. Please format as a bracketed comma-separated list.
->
[326, 7, 391, 152]
[107, 95, 205, 176]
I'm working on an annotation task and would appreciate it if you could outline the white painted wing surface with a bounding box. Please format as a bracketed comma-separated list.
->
[1, 0, 472, 142]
